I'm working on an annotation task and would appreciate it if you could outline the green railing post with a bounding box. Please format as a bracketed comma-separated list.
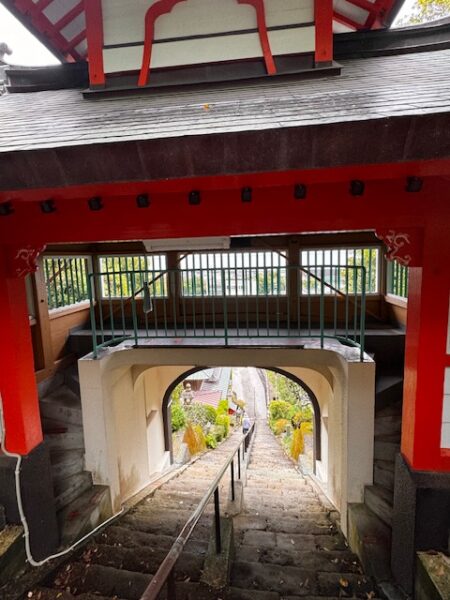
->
[320, 266, 325, 349]
[360, 267, 366, 362]
[87, 273, 98, 359]
[130, 272, 139, 346]
[222, 270, 228, 346]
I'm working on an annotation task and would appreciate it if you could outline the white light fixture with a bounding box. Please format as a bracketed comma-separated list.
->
[143, 237, 231, 252]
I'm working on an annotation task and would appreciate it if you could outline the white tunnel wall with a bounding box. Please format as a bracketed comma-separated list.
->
[79, 347, 375, 532]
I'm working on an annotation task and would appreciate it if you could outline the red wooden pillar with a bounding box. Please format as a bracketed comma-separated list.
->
[398, 213, 450, 472]
[85, 0, 105, 88]
[0, 246, 44, 455]
[315, 0, 333, 67]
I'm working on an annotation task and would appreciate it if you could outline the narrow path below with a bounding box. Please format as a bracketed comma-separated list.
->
[229, 420, 379, 599]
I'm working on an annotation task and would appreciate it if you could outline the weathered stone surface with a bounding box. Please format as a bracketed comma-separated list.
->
[416, 552, 450, 600]
[202, 517, 234, 589]
[229, 421, 378, 599]
[20, 422, 378, 600]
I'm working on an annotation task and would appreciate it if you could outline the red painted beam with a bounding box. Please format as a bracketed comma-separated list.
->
[12, 0, 84, 61]
[138, 0, 275, 87]
[85, 0, 105, 87]
[238, 0, 276, 75]
[0, 176, 445, 247]
[333, 10, 360, 30]
[53, 1, 84, 33]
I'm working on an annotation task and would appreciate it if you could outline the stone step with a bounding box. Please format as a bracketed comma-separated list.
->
[234, 545, 361, 573]
[55, 471, 93, 512]
[98, 525, 208, 555]
[50, 563, 216, 600]
[45, 431, 85, 452]
[239, 530, 348, 553]
[364, 485, 393, 528]
[64, 365, 81, 397]
[244, 489, 317, 500]
[50, 449, 85, 479]
[373, 460, 395, 491]
[233, 514, 334, 536]
[348, 502, 393, 584]
[374, 436, 400, 463]
[58, 485, 112, 546]
[317, 571, 378, 598]
[231, 563, 376, 596]
[374, 415, 402, 437]
[121, 510, 212, 538]
[244, 503, 327, 516]
[26, 589, 118, 600]
[40, 386, 82, 426]
[83, 542, 205, 581]
[41, 417, 81, 435]
[245, 477, 308, 488]
[230, 560, 317, 595]
[51, 562, 152, 599]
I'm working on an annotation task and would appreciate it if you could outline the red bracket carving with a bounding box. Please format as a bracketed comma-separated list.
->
[8, 245, 46, 278]
[376, 229, 423, 267]
[138, 0, 276, 87]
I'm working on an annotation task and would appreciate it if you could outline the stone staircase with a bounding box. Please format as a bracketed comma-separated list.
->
[229, 422, 380, 599]
[348, 332, 406, 597]
[38, 366, 112, 546]
[25, 434, 238, 600]
[24, 423, 380, 600]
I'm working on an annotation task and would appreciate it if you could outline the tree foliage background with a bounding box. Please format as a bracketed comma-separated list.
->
[398, 0, 450, 25]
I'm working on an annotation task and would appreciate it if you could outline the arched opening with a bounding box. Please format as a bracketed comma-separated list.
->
[161, 365, 321, 476]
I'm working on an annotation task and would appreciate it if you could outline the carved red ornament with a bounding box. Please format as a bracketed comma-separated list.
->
[138, 0, 276, 87]
[376, 229, 423, 267]
[8, 245, 46, 278]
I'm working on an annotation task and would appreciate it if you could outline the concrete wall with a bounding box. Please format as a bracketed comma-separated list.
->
[78, 345, 375, 532]
[79, 358, 182, 511]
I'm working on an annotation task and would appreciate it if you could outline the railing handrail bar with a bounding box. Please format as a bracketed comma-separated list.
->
[91, 264, 368, 277]
[140, 423, 255, 600]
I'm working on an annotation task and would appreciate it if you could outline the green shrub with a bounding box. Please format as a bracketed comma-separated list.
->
[269, 400, 293, 422]
[217, 399, 229, 416]
[171, 403, 186, 432]
[204, 404, 217, 424]
[185, 403, 216, 428]
[272, 418, 289, 435]
[211, 424, 226, 442]
[215, 414, 230, 437]
[205, 433, 218, 449]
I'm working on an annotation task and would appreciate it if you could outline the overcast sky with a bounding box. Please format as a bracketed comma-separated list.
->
[0, 0, 419, 68]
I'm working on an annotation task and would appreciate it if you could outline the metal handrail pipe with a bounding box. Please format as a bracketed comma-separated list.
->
[140, 424, 255, 600]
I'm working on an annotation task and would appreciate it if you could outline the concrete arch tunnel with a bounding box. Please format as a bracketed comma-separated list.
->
[78, 345, 375, 534]
[160, 366, 322, 466]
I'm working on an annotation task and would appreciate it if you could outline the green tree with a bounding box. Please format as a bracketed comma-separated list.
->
[398, 0, 450, 25]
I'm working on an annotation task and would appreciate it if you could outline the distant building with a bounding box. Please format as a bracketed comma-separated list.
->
[184, 368, 232, 409]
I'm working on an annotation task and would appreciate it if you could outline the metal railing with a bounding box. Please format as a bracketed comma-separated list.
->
[140, 422, 256, 600]
[44, 256, 90, 310]
[387, 261, 408, 299]
[88, 265, 367, 360]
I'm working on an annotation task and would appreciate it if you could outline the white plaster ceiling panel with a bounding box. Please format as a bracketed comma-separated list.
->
[43, 0, 80, 24]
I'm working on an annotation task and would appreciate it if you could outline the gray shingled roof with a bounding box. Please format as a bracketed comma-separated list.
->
[1, 49, 450, 154]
